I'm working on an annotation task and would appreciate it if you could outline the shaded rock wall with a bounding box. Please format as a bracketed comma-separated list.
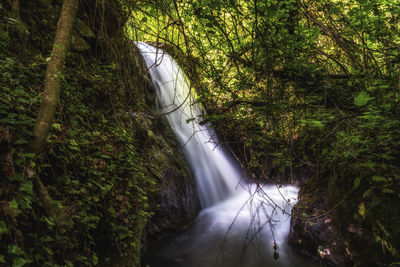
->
[288, 187, 352, 267]
[288, 180, 383, 267]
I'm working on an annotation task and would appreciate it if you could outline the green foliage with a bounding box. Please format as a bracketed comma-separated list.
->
[0, 1, 179, 265]
[354, 91, 374, 107]
[130, 0, 400, 264]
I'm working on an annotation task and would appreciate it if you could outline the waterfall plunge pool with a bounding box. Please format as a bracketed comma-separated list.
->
[143, 184, 319, 267]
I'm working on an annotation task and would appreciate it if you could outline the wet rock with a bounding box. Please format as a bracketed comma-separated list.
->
[149, 167, 200, 235]
[288, 190, 354, 266]
[137, 112, 201, 256]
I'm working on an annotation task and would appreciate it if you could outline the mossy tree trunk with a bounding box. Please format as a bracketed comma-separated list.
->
[30, 0, 79, 152]
[29, 0, 79, 227]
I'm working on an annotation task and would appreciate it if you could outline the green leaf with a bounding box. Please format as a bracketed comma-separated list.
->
[354, 91, 374, 106]
[12, 257, 27, 267]
[19, 181, 33, 194]
[360, 162, 376, 169]
[43, 216, 55, 227]
[354, 177, 361, 188]
[362, 189, 371, 198]
[358, 202, 366, 218]
[382, 188, 394, 194]
[8, 244, 23, 255]
[372, 176, 387, 183]
[23, 153, 35, 158]
[43, 246, 54, 256]
[379, 153, 395, 160]
[0, 221, 8, 235]
[0, 255, 5, 263]
[92, 254, 98, 265]
[14, 138, 28, 145]
[310, 120, 324, 128]
[9, 200, 18, 209]
[0, 30, 9, 40]
[52, 123, 62, 131]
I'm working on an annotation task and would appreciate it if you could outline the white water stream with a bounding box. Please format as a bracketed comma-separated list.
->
[138, 42, 240, 207]
[138, 43, 316, 267]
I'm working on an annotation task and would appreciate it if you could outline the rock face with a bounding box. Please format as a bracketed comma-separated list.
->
[288, 183, 392, 267]
[288, 187, 353, 266]
[159, 167, 200, 230]
[145, 164, 200, 244]
[135, 97, 201, 256]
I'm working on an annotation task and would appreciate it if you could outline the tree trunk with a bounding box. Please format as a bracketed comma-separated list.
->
[11, 0, 21, 21]
[30, 0, 79, 152]
[28, 0, 79, 228]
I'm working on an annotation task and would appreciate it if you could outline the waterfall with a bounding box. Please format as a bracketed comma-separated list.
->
[137, 42, 242, 207]
[138, 43, 314, 267]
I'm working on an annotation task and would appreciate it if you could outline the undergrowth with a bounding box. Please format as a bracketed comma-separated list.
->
[0, 1, 173, 266]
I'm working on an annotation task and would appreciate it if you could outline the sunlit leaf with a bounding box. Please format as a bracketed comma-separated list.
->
[354, 91, 374, 107]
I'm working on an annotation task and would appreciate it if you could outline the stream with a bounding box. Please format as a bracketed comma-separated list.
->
[137, 42, 319, 267]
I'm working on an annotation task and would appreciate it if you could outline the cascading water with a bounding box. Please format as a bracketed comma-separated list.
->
[138, 43, 317, 267]
[138, 42, 241, 207]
